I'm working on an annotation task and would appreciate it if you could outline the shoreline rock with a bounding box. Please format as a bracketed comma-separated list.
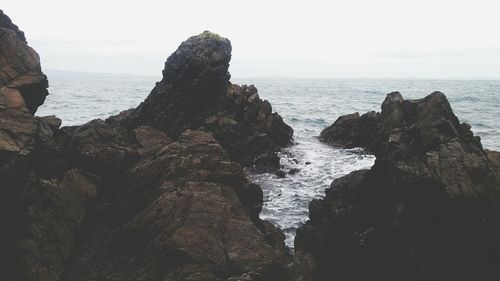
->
[319, 111, 382, 153]
[0, 15, 303, 281]
[296, 91, 500, 281]
[127, 31, 293, 171]
[0, 9, 48, 114]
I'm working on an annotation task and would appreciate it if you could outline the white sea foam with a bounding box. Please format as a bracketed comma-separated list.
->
[249, 141, 375, 248]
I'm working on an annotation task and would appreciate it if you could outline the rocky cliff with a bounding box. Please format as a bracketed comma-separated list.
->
[0, 9, 48, 114]
[0, 12, 302, 281]
[296, 92, 500, 281]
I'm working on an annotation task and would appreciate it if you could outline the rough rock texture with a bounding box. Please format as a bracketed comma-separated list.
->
[319, 111, 382, 152]
[0, 19, 303, 281]
[128, 31, 293, 169]
[296, 92, 500, 281]
[0, 14, 54, 275]
[486, 150, 500, 183]
[61, 129, 297, 281]
[0, 9, 48, 113]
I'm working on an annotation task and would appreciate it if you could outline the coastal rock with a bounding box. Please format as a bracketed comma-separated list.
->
[0, 16, 303, 281]
[296, 92, 500, 281]
[0, 52, 54, 280]
[486, 149, 500, 182]
[61, 130, 297, 281]
[0, 9, 48, 113]
[320, 111, 382, 152]
[129, 31, 293, 169]
[0, 87, 37, 161]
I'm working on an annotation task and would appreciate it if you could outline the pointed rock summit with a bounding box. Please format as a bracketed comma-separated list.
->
[128, 31, 293, 168]
[132, 30, 232, 134]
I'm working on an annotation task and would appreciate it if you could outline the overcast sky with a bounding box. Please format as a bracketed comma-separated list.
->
[3, 0, 500, 79]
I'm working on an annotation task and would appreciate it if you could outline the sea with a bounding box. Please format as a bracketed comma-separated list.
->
[37, 72, 500, 249]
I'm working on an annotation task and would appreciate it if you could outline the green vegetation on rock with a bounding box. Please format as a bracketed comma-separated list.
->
[199, 30, 226, 41]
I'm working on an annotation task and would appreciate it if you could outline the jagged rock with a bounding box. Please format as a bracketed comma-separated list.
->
[0, 9, 48, 113]
[0, 9, 25, 41]
[486, 150, 500, 183]
[0, 17, 304, 281]
[320, 111, 382, 152]
[296, 92, 500, 281]
[20, 120, 300, 280]
[61, 130, 298, 281]
[0, 87, 37, 162]
[13, 169, 97, 281]
[129, 31, 293, 169]
[0, 69, 53, 281]
[37, 115, 62, 132]
[377, 92, 497, 197]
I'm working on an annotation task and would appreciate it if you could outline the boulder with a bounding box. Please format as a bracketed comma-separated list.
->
[128, 31, 293, 169]
[320, 111, 382, 152]
[296, 92, 500, 281]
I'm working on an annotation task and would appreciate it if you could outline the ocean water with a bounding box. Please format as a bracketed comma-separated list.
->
[37, 74, 500, 248]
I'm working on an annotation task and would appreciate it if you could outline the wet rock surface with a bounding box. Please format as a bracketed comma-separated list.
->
[296, 91, 500, 281]
[0, 16, 303, 281]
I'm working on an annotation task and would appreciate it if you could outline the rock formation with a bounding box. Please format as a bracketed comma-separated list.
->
[128, 31, 293, 169]
[5, 8, 500, 281]
[319, 111, 382, 152]
[0, 13, 302, 281]
[296, 91, 500, 281]
[0, 9, 48, 113]
[0, 13, 53, 277]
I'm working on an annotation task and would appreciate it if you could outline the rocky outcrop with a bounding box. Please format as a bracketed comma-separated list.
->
[319, 111, 382, 152]
[0, 9, 48, 113]
[128, 31, 293, 169]
[0, 15, 302, 281]
[296, 92, 500, 281]
[0, 13, 53, 277]
[60, 129, 297, 280]
[0, 88, 59, 281]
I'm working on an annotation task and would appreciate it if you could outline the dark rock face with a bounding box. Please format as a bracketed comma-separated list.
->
[129, 31, 293, 168]
[0, 9, 48, 113]
[296, 91, 500, 281]
[0, 18, 303, 281]
[61, 130, 297, 281]
[320, 111, 382, 152]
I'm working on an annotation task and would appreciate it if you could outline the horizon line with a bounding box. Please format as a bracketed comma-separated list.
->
[44, 68, 500, 81]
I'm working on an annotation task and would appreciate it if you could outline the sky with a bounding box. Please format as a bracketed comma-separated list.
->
[2, 0, 500, 79]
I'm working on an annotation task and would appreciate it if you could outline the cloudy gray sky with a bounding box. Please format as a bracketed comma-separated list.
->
[3, 0, 500, 79]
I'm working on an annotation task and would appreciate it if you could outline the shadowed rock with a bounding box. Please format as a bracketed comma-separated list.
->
[0, 19, 304, 281]
[320, 111, 382, 152]
[296, 91, 500, 281]
[0, 13, 56, 276]
[0, 9, 48, 113]
[128, 31, 293, 169]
